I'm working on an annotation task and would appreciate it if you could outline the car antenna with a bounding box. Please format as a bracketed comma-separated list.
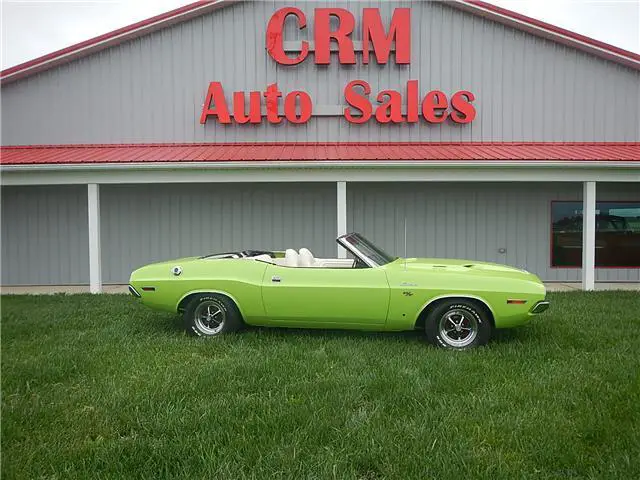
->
[404, 217, 407, 271]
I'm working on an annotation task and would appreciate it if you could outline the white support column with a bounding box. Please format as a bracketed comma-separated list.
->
[582, 181, 596, 291]
[337, 181, 347, 258]
[88, 183, 102, 293]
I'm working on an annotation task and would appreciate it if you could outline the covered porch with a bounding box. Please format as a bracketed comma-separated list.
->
[1, 143, 638, 293]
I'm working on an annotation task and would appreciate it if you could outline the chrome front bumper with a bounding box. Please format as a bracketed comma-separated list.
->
[530, 301, 550, 314]
[128, 285, 141, 298]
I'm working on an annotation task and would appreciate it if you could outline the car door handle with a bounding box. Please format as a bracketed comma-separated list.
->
[271, 276, 281, 283]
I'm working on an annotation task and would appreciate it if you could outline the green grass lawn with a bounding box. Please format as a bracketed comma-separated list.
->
[2, 292, 639, 479]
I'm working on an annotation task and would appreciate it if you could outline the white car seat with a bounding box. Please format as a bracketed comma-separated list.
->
[252, 254, 273, 263]
[298, 248, 315, 267]
[284, 248, 299, 267]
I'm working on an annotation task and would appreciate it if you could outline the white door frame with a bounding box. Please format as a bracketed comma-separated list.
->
[581, 181, 596, 291]
[336, 181, 347, 258]
[87, 183, 102, 293]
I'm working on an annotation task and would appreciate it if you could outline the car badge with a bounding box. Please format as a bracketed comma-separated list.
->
[171, 266, 183, 276]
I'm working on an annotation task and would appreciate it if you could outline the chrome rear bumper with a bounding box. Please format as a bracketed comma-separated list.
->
[530, 301, 550, 314]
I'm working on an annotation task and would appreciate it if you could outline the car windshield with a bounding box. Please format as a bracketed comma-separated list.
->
[339, 233, 397, 267]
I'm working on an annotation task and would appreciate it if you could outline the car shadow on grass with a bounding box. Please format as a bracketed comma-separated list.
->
[155, 312, 539, 348]
[158, 313, 424, 344]
[490, 324, 542, 345]
[242, 325, 426, 344]
[138, 312, 187, 336]
[166, 316, 536, 348]
[253, 326, 541, 349]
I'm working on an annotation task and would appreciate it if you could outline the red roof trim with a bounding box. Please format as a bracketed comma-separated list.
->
[451, 1, 639, 69]
[2, 143, 638, 165]
[1, 1, 234, 84]
[1, 0, 638, 84]
[5, 142, 639, 149]
[461, 1, 640, 62]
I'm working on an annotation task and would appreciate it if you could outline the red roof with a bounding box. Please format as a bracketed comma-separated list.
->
[0, 1, 235, 84]
[1, 0, 638, 84]
[2, 143, 638, 166]
[457, 1, 640, 68]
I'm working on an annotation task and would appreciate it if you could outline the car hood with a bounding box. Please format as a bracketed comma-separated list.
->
[393, 258, 539, 280]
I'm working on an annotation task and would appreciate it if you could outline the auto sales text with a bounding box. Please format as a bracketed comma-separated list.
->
[199, 7, 476, 126]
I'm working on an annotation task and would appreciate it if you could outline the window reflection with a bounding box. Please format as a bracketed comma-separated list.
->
[551, 202, 640, 267]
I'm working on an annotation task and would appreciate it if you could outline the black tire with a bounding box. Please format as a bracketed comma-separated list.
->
[183, 293, 243, 337]
[424, 300, 492, 350]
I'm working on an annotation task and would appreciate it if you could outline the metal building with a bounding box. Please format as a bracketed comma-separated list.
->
[1, 0, 639, 291]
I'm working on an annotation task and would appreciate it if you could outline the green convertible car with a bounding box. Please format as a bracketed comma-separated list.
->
[129, 233, 549, 349]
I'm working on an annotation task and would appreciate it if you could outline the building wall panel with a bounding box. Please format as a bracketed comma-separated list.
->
[99, 182, 336, 283]
[1, 181, 637, 285]
[347, 182, 640, 282]
[1, 186, 89, 285]
[2, 1, 639, 145]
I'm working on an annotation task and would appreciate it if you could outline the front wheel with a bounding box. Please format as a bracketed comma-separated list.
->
[425, 300, 492, 350]
[184, 294, 243, 337]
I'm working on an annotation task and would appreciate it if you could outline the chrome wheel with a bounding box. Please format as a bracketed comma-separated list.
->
[193, 301, 226, 335]
[438, 308, 478, 348]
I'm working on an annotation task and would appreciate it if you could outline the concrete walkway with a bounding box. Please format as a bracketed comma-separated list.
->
[544, 283, 640, 292]
[1, 285, 130, 295]
[1, 283, 638, 295]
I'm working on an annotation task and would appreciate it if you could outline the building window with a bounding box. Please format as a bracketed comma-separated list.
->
[551, 201, 640, 268]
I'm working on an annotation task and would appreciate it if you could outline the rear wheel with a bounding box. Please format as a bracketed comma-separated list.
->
[184, 294, 243, 337]
[425, 300, 492, 350]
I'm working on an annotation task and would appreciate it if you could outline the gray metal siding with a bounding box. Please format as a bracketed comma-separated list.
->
[2, 0, 639, 145]
[1, 182, 637, 285]
[1, 185, 89, 285]
[347, 182, 640, 282]
[100, 183, 336, 283]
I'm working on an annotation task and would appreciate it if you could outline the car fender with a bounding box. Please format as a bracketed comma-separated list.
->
[415, 293, 496, 324]
[177, 289, 246, 319]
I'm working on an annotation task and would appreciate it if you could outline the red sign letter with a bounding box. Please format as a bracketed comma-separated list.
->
[344, 80, 372, 124]
[375, 89, 404, 123]
[284, 91, 313, 123]
[263, 83, 283, 124]
[362, 8, 411, 64]
[266, 7, 309, 65]
[450, 91, 476, 124]
[422, 90, 448, 123]
[314, 8, 356, 65]
[406, 80, 419, 123]
[200, 82, 231, 124]
[233, 91, 262, 124]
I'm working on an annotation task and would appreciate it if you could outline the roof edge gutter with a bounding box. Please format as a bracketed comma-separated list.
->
[0, 0, 237, 85]
[2, 160, 639, 172]
[450, 0, 640, 70]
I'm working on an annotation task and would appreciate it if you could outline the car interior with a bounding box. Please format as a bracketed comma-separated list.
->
[203, 233, 391, 269]
[249, 249, 357, 269]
